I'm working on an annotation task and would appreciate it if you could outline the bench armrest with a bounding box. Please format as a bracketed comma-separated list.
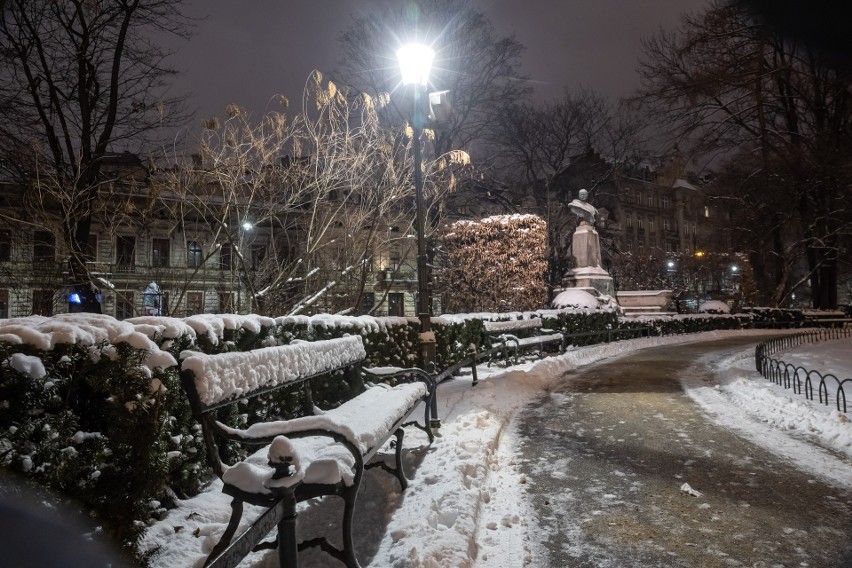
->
[362, 365, 436, 391]
[362, 366, 435, 442]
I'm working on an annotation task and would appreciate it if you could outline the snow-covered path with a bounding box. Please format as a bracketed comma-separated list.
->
[512, 336, 852, 567]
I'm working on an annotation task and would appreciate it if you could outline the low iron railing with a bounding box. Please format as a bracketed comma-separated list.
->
[754, 328, 852, 413]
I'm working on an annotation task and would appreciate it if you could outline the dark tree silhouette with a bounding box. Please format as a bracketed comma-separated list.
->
[0, 0, 191, 312]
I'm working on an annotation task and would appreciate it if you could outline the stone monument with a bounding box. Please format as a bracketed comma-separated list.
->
[562, 189, 615, 297]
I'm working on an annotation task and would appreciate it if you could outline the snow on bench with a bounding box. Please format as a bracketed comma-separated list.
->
[180, 335, 366, 407]
[482, 318, 545, 333]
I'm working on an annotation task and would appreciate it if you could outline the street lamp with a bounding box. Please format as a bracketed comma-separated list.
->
[397, 43, 435, 358]
[398, 43, 439, 424]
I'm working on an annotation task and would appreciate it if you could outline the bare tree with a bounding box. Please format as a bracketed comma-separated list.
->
[156, 73, 420, 317]
[637, 0, 852, 308]
[488, 90, 648, 291]
[0, 0, 191, 311]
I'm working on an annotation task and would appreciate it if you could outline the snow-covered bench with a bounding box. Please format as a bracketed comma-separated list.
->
[482, 319, 565, 366]
[179, 335, 435, 568]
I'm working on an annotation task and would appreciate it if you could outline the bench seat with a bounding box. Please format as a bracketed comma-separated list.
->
[218, 381, 428, 494]
[216, 381, 427, 453]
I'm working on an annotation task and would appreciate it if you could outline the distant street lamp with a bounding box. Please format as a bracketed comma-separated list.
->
[397, 43, 439, 425]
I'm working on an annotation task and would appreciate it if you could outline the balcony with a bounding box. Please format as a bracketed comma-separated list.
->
[377, 268, 417, 283]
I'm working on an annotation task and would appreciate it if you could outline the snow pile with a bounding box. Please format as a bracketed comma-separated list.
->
[7, 353, 47, 379]
[0, 313, 176, 370]
[551, 288, 600, 310]
[125, 316, 198, 341]
[698, 300, 731, 314]
[183, 313, 276, 345]
[180, 336, 367, 406]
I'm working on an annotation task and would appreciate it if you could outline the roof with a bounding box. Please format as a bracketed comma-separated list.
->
[672, 178, 698, 191]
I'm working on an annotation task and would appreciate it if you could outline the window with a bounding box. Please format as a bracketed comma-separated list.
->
[152, 238, 170, 268]
[663, 218, 671, 231]
[83, 233, 98, 263]
[637, 216, 644, 230]
[186, 291, 203, 315]
[648, 194, 654, 207]
[116, 236, 136, 271]
[649, 218, 655, 233]
[0, 289, 7, 318]
[33, 231, 55, 262]
[626, 215, 633, 230]
[388, 292, 404, 317]
[0, 232, 11, 262]
[187, 241, 203, 268]
[361, 292, 375, 315]
[116, 293, 134, 320]
[219, 243, 233, 270]
[32, 289, 54, 316]
[219, 292, 234, 313]
[662, 195, 670, 209]
[251, 245, 266, 270]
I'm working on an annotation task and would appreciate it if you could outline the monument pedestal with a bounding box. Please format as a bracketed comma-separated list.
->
[563, 266, 615, 298]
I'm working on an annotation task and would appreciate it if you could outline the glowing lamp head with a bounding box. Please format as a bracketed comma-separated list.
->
[397, 43, 434, 86]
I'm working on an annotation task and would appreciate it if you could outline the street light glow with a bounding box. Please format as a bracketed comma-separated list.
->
[731, 265, 738, 272]
[397, 43, 434, 86]
[242, 221, 253, 231]
[667, 261, 675, 269]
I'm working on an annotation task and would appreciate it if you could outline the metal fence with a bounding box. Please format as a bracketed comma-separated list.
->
[754, 328, 852, 413]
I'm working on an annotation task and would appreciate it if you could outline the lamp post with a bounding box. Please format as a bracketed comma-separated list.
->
[397, 44, 435, 364]
[398, 43, 439, 425]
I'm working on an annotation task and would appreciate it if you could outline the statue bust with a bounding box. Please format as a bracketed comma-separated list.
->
[568, 188, 597, 225]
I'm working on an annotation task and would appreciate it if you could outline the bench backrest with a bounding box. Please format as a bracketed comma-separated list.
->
[180, 335, 367, 414]
[483, 319, 543, 333]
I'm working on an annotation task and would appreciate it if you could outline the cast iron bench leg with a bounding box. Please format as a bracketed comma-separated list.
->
[277, 491, 299, 568]
[204, 499, 244, 567]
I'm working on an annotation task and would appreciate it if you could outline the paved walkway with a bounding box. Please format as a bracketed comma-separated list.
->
[516, 336, 852, 567]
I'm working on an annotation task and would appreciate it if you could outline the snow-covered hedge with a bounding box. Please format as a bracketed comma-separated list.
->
[740, 307, 805, 327]
[0, 315, 206, 557]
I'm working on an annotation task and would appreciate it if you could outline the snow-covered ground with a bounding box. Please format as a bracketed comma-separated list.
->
[142, 329, 852, 567]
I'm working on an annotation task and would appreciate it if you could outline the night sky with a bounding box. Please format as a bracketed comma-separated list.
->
[168, 0, 709, 129]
